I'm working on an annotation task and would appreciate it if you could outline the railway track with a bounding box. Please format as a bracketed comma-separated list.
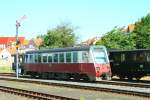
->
[0, 85, 77, 100]
[0, 73, 15, 77]
[0, 76, 149, 98]
[1, 73, 149, 89]
[95, 80, 150, 88]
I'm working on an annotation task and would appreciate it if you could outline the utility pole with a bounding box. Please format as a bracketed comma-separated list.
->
[15, 15, 27, 79]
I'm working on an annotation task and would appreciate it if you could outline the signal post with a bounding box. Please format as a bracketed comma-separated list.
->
[15, 15, 27, 79]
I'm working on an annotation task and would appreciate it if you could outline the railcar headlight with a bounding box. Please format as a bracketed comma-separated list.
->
[96, 67, 100, 71]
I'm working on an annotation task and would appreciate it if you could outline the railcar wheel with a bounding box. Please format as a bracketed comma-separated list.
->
[63, 73, 70, 80]
[102, 74, 111, 80]
[48, 73, 55, 79]
[73, 74, 80, 81]
[42, 73, 48, 79]
[30, 73, 36, 78]
[81, 74, 89, 81]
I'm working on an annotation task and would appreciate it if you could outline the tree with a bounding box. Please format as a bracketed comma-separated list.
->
[134, 14, 150, 48]
[96, 27, 136, 49]
[39, 23, 77, 48]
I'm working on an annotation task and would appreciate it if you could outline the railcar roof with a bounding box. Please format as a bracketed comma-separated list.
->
[108, 48, 150, 53]
[26, 45, 105, 54]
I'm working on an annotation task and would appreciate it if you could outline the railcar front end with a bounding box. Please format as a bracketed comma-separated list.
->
[90, 46, 111, 81]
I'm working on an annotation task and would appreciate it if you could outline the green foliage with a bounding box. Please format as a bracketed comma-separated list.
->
[40, 23, 77, 48]
[134, 14, 150, 48]
[96, 27, 136, 49]
[97, 14, 150, 49]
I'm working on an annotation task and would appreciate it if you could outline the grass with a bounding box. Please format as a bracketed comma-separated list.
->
[0, 66, 15, 73]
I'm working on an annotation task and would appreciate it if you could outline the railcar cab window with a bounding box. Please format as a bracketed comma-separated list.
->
[93, 48, 108, 63]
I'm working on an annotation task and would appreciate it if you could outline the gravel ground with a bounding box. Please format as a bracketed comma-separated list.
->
[0, 80, 149, 100]
[0, 92, 34, 100]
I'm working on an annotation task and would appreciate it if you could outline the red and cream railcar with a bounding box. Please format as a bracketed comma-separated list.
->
[24, 45, 111, 81]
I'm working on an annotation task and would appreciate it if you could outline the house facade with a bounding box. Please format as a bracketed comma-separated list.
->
[0, 37, 25, 67]
[0, 49, 12, 67]
[0, 37, 41, 68]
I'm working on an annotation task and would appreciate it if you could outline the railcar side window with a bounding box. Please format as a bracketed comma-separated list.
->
[48, 54, 53, 63]
[82, 51, 88, 63]
[54, 53, 58, 63]
[113, 53, 121, 62]
[73, 52, 78, 63]
[42, 54, 47, 63]
[38, 54, 41, 63]
[25, 55, 28, 63]
[136, 52, 147, 62]
[66, 52, 71, 63]
[147, 53, 150, 62]
[59, 53, 64, 63]
[121, 53, 125, 62]
[125, 53, 135, 62]
[29, 54, 34, 63]
[35, 54, 38, 63]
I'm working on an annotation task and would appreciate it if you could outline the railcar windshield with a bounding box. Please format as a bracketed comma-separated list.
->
[92, 48, 109, 64]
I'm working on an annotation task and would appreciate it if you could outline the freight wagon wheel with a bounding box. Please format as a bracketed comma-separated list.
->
[127, 76, 133, 80]
[119, 75, 125, 80]
[135, 76, 142, 81]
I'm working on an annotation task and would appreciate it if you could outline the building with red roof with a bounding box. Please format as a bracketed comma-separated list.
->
[0, 37, 25, 49]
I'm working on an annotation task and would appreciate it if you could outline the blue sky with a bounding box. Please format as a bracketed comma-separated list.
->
[0, 0, 149, 42]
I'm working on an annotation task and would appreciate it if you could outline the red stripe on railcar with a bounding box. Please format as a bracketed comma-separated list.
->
[24, 63, 96, 76]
